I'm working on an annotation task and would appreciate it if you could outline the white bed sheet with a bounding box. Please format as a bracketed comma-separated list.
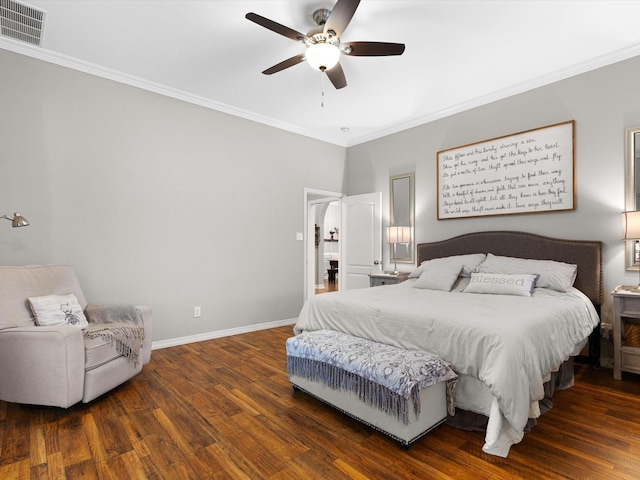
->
[293, 279, 599, 456]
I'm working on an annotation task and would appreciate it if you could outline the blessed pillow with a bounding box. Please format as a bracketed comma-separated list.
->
[413, 263, 463, 291]
[463, 273, 537, 297]
[477, 253, 577, 292]
[28, 293, 88, 328]
[409, 253, 487, 279]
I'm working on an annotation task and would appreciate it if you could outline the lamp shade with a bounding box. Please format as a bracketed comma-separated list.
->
[12, 212, 29, 228]
[305, 43, 340, 71]
[1, 212, 29, 228]
[387, 226, 411, 244]
[623, 211, 640, 240]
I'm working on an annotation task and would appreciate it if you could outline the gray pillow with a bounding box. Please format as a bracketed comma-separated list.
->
[409, 253, 487, 279]
[413, 263, 463, 291]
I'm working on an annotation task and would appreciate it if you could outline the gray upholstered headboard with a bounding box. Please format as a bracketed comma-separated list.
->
[417, 231, 602, 306]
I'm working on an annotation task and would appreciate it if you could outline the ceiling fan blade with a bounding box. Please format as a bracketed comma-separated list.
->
[324, 0, 360, 37]
[343, 42, 406, 56]
[245, 12, 306, 42]
[326, 62, 347, 89]
[262, 54, 306, 75]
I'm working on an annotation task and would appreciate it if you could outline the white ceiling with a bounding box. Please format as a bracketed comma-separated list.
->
[3, 0, 640, 147]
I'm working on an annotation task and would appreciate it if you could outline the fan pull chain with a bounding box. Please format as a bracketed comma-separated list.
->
[320, 71, 325, 108]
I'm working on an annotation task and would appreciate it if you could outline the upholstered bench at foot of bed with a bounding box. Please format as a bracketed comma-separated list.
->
[286, 330, 457, 448]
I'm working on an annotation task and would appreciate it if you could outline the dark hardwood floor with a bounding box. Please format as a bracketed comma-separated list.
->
[2, 325, 640, 479]
[315, 279, 338, 295]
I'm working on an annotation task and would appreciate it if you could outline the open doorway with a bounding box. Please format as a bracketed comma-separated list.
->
[304, 188, 343, 302]
[303, 188, 383, 302]
[314, 200, 341, 295]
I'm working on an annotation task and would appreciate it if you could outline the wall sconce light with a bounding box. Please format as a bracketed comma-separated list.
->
[1, 212, 30, 228]
[387, 225, 411, 275]
[623, 211, 640, 290]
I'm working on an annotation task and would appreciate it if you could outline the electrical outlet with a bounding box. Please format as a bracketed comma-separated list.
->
[194, 306, 201, 318]
[296, 232, 303, 241]
[600, 323, 612, 339]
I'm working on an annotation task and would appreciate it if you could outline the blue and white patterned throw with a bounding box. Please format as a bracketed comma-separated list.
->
[286, 330, 457, 424]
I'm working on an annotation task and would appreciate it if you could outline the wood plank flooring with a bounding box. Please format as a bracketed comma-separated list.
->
[2, 325, 640, 479]
[315, 279, 339, 295]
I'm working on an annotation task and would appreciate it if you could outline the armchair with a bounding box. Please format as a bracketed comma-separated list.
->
[0, 265, 152, 408]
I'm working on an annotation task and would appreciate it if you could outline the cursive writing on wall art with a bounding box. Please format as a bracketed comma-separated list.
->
[437, 121, 575, 219]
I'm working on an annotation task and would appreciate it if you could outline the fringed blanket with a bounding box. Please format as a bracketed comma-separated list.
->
[286, 330, 457, 425]
[84, 304, 144, 366]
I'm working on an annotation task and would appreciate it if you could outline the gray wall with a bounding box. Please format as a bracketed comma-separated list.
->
[346, 54, 640, 324]
[4, 46, 640, 339]
[0, 49, 347, 342]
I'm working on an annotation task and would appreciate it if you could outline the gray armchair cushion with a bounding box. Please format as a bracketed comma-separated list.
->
[84, 336, 124, 371]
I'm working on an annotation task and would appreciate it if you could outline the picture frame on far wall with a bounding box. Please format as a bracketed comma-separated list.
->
[436, 120, 575, 220]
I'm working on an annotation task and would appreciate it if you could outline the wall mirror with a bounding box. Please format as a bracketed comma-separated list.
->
[389, 172, 414, 264]
[625, 127, 640, 270]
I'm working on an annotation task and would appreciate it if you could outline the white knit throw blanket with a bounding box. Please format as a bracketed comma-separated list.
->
[84, 305, 144, 366]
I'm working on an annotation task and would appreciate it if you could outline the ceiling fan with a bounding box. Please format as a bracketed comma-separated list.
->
[245, 0, 405, 89]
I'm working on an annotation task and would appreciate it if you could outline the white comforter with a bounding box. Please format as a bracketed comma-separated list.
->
[293, 279, 600, 456]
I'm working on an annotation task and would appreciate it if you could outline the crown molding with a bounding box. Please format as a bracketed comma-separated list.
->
[3, 36, 640, 149]
[0, 37, 347, 146]
[345, 42, 640, 147]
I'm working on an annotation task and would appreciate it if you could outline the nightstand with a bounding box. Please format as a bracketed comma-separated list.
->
[369, 272, 409, 287]
[611, 286, 640, 380]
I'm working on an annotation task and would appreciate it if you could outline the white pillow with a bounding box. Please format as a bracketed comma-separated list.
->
[463, 273, 537, 297]
[409, 253, 487, 279]
[413, 263, 463, 291]
[28, 293, 88, 328]
[477, 253, 577, 292]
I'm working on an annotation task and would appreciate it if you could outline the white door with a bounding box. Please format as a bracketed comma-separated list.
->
[340, 192, 383, 290]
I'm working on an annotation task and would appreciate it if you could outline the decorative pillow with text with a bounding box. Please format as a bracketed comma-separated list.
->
[477, 253, 577, 292]
[463, 273, 537, 297]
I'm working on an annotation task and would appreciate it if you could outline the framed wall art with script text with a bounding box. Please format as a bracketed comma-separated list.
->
[437, 120, 575, 219]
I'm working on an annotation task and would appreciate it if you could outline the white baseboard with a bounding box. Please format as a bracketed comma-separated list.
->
[151, 318, 297, 350]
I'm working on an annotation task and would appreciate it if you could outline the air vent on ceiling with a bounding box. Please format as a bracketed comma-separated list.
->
[0, 0, 45, 46]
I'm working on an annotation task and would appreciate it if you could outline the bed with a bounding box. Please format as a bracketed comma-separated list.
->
[293, 231, 602, 457]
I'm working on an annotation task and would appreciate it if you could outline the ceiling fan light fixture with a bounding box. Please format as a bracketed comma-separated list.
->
[246, 1, 405, 89]
[305, 43, 340, 71]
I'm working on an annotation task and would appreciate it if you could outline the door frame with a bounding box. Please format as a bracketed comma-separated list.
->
[303, 188, 344, 302]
